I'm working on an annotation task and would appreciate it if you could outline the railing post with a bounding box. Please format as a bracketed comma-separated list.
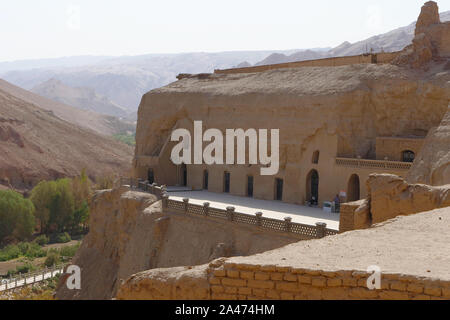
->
[162, 193, 169, 209]
[315, 222, 327, 238]
[183, 198, 189, 214]
[203, 202, 210, 217]
[255, 212, 263, 226]
[161, 185, 167, 198]
[226, 206, 235, 222]
[284, 217, 292, 232]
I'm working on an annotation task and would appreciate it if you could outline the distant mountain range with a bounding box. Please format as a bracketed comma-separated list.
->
[253, 11, 450, 66]
[1, 10, 448, 118]
[0, 79, 134, 136]
[31, 79, 130, 119]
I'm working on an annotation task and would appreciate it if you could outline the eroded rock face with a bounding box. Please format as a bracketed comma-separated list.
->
[407, 105, 450, 186]
[56, 187, 300, 300]
[394, 1, 449, 68]
[367, 174, 450, 224]
[416, 1, 441, 36]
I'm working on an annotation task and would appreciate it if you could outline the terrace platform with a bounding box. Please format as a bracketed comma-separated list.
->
[168, 190, 340, 230]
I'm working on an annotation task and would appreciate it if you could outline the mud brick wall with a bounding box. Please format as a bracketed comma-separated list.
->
[206, 261, 450, 300]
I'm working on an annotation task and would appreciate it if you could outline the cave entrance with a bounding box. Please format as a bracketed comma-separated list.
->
[147, 168, 155, 184]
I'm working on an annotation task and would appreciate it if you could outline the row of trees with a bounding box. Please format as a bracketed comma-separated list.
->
[0, 171, 92, 244]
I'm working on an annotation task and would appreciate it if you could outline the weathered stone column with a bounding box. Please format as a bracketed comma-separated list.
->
[255, 212, 263, 226]
[203, 202, 210, 217]
[315, 222, 327, 238]
[183, 198, 189, 214]
[284, 217, 292, 232]
[226, 206, 235, 221]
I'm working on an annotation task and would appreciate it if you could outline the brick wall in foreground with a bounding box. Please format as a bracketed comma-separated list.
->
[206, 261, 450, 300]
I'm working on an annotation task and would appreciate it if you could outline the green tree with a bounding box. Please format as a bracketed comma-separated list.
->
[30, 180, 57, 233]
[0, 190, 35, 242]
[48, 179, 75, 232]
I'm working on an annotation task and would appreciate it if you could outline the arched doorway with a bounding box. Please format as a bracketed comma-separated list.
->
[347, 174, 360, 202]
[306, 169, 319, 205]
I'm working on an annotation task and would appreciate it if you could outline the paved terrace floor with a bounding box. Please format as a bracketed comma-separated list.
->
[167, 189, 340, 230]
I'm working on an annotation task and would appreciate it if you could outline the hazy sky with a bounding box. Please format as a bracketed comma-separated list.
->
[1, 0, 449, 62]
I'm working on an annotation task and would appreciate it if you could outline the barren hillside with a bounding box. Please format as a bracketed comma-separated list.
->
[0, 83, 133, 191]
[0, 79, 134, 136]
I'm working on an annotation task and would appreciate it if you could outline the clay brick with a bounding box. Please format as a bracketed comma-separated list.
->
[296, 285, 322, 300]
[349, 287, 379, 299]
[223, 262, 236, 269]
[213, 269, 226, 277]
[276, 266, 291, 273]
[304, 269, 321, 276]
[378, 290, 409, 300]
[357, 278, 368, 287]
[224, 286, 238, 294]
[390, 281, 407, 291]
[442, 287, 450, 298]
[407, 283, 424, 294]
[209, 277, 221, 285]
[380, 280, 390, 290]
[424, 286, 441, 297]
[321, 271, 337, 278]
[238, 287, 252, 295]
[351, 271, 367, 279]
[343, 277, 358, 287]
[248, 280, 274, 289]
[235, 264, 260, 271]
[238, 295, 247, 300]
[222, 278, 246, 287]
[284, 273, 297, 282]
[212, 293, 237, 300]
[280, 292, 294, 300]
[298, 275, 312, 284]
[254, 272, 270, 281]
[227, 270, 240, 278]
[276, 281, 299, 292]
[211, 285, 225, 293]
[266, 290, 280, 299]
[327, 278, 342, 287]
[322, 287, 349, 300]
[240, 271, 254, 280]
[412, 294, 431, 300]
[252, 288, 266, 298]
[260, 265, 277, 272]
[270, 273, 283, 281]
[311, 277, 327, 288]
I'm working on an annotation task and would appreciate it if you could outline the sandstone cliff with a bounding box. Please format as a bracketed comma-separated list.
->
[56, 187, 301, 300]
[135, 63, 449, 172]
[407, 105, 450, 185]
